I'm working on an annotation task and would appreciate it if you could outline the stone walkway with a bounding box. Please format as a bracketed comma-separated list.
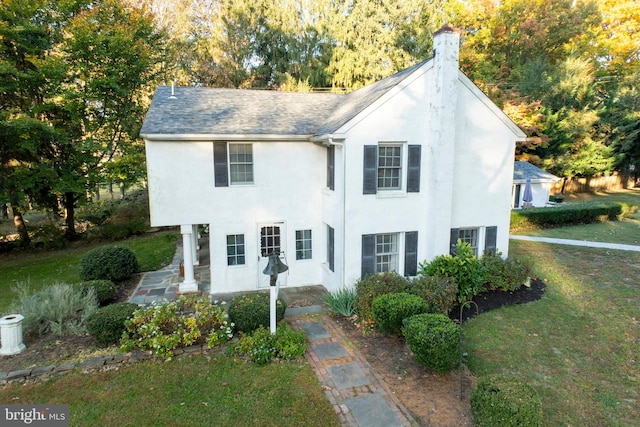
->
[128, 239, 417, 427]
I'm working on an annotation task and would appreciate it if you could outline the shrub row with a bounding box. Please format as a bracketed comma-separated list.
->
[510, 202, 637, 231]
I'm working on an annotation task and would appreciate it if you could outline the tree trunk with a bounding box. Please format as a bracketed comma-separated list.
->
[108, 181, 114, 200]
[2, 203, 8, 220]
[64, 192, 77, 240]
[12, 205, 30, 247]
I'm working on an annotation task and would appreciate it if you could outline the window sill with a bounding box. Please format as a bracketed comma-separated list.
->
[376, 190, 407, 199]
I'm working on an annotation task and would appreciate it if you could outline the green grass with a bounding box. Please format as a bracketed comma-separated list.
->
[464, 240, 640, 426]
[512, 188, 640, 245]
[0, 354, 341, 427]
[0, 231, 179, 312]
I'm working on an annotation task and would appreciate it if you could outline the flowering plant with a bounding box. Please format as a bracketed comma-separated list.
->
[121, 295, 233, 358]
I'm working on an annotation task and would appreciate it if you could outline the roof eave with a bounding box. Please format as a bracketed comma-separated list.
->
[141, 133, 314, 142]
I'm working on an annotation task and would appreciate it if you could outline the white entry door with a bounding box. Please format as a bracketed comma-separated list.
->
[258, 222, 288, 288]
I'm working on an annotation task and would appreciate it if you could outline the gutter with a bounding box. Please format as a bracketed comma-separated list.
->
[141, 133, 314, 142]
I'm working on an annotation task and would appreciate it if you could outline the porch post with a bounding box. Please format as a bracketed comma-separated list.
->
[191, 224, 199, 266]
[179, 224, 198, 293]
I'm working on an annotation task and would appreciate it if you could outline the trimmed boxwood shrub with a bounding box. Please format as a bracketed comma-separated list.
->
[354, 272, 409, 323]
[407, 275, 458, 314]
[79, 246, 138, 282]
[76, 280, 117, 305]
[372, 292, 430, 336]
[471, 374, 543, 427]
[228, 292, 286, 333]
[86, 302, 138, 347]
[402, 313, 460, 373]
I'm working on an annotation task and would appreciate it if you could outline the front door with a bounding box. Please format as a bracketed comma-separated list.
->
[258, 222, 287, 288]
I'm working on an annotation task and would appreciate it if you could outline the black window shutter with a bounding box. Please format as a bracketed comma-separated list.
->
[485, 226, 497, 255]
[327, 226, 335, 272]
[407, 145, 421, 193]
[327, 145, 335, 190]
[363, 145, 377, 194]
[449, 228, 460, 255]
[361, 234, 376, 279]
[514, 184, 521, 208]
[213, 142, 228, 187]
[404, 231, 418, 276]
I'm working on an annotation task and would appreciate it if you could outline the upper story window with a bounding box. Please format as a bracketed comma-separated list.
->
[229, 144, 253, 184]
[363, 143, 421, 195]
[377, 145, 402, 190]
[213, 142, 254, 187]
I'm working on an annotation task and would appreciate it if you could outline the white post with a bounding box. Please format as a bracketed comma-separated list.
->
[191, 224, 199, 266]
[270, 280, 280, 335]
[0, 314, 26, 355]
[179, 224, 198, 293]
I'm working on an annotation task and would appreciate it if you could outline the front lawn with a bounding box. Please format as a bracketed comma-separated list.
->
[464, 240, 640, 426]
[0, 354, 341, 426]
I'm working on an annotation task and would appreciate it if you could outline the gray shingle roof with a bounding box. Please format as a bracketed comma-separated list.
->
[514, 161, 560, 183]
[140, 60, 430, 138]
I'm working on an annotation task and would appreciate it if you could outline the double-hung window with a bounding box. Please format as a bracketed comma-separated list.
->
[214, 142, 254, 186]
[377, 145, 402, 190]
[229, 144, 253, 184]
[363, 143, 421, 194]
[375, 233, 398, 273]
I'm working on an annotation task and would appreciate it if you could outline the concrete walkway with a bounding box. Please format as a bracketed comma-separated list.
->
[128, 238, 417, 427]
[510, 234, 640, 251]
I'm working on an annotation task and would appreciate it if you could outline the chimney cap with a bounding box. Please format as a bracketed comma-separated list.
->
[434, 24, 460, 36]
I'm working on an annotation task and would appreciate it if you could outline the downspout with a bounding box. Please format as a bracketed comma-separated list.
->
[329, 138, 347, 289]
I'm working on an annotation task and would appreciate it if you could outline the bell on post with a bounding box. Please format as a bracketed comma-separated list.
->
[263, 253, 288, 286]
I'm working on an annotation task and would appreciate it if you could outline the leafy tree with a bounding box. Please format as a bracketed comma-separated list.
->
[0, 0, 166, 241]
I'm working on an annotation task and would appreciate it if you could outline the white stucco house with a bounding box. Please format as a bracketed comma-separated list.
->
[140, 26, 527, 294]
[512, 161, 561, 208]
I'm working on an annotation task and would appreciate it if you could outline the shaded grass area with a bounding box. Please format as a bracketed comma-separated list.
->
[0, 354, 341, 427]
[0, 231, 179, 311]
[464, 240, 640, 426]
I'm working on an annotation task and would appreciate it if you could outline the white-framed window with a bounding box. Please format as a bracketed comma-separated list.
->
[375, 233, 398, 273]
[229, 143, 253, 184]
[296, 229, 312, 260]
[363, 144, 420, 195]
[377, 145, 402, 190]
[226, 234, 245, 265]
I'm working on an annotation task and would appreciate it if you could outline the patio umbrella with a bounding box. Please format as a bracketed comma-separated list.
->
[522, 177, 533, 207]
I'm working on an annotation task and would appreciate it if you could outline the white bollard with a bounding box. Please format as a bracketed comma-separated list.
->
[0, 314, 26, 356]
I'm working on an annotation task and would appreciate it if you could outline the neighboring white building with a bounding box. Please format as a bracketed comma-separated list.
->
[140, 26, 527, 294]
[512, 161, 561, 208]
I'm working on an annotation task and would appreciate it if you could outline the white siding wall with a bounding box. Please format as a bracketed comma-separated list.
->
[145, 140, 326, 292]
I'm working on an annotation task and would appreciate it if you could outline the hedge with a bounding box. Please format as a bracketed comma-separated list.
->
[511, 202, 637, 231]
